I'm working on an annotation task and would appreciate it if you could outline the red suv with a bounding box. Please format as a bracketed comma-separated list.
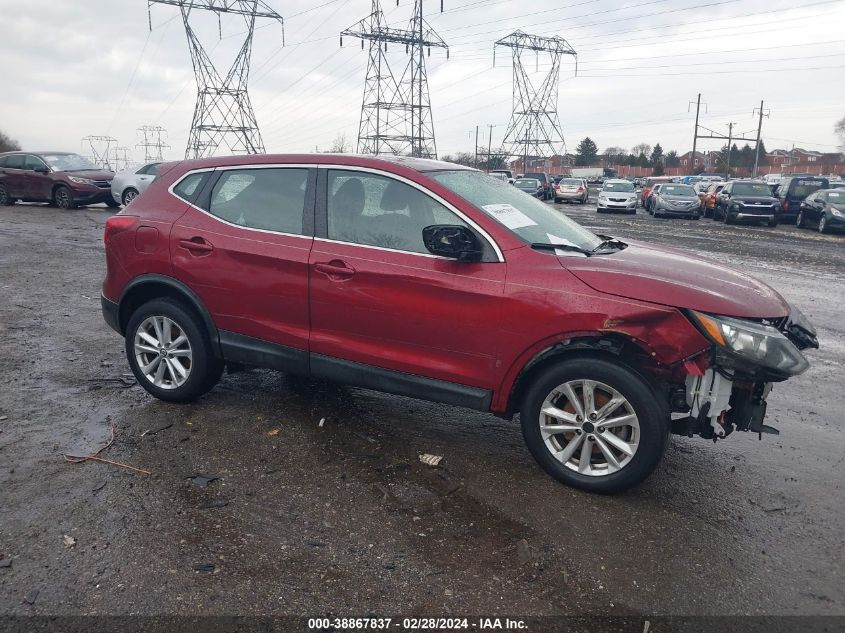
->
[101, 155, 817, 493]
[0, 151, 118, 209]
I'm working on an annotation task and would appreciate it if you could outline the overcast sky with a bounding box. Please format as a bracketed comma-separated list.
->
[2, 0, 843, 163]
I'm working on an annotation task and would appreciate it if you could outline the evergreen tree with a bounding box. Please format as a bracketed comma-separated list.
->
[575, 137, 599, 166]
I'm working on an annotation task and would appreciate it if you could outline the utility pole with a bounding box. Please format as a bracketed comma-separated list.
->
[688, 94, 704, 171]
[147, 0, 284, 159]
[341, 0, 448, 158]
[474, 125, 479, 167]
[487, 124, 494, 171]
[725, 122, 734, 180]
[752, 100, 770, 178]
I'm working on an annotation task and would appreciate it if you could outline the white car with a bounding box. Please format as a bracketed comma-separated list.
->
[596, 179, 638, 213]
[110, 162, 161, 206]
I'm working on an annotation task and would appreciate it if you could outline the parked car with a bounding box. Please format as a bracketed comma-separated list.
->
[0, 151, 118, 209]
[648, 183, 702, 219]
[111, 162, 161, 206]
[523, 172, 554, 200]
[489, 169, 514, 184]
[513, 177, 544, 198]
[596, 179, 637, 214]
[640, 176, 673, 207]
[554, 177, 588, 204]
[714, 180, 779, 226]
[797, 189, 845, 233]
[700, 181, 726, 218]
[774, 176, 828, 220]
[101, 154, 817, 494]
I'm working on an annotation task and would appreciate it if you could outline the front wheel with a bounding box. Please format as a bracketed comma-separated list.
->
[796, 210, 806, 228]
[520, 358, 669, 494]
[122, 188, 139, 206]
[53, 185, 77, 209]
[819, 216, 829, 234]
[125, 298, 224, 403]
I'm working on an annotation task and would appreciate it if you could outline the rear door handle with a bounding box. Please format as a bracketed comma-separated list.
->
[179, 237, 213, 253]
[314, 260, 355, 279]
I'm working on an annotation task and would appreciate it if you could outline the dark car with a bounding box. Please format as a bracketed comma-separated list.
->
[714, 180, 779, 226]
[523, 172, 553, 200]
[100, 153, 817, 494]
[797, 189, 845, 233]
[513, 177, 544, 198]
[774, 176, 828, 220]
[0, 151, 118, 209]
[648, 183, 702, 219]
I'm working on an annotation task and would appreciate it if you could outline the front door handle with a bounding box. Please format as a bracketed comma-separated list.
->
[179, 237, 213, 254]
[314, 260, 355, 279]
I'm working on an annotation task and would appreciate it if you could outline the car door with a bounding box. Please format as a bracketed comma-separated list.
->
[717, 182, 731, 216]
[23, 155, 53, 202]
[801, 192, 818, 223]
[170, 165, 316, 369]
[2, 154, 26, 198]
[308, 167, 506, 401]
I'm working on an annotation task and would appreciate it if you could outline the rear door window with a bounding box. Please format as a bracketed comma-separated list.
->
[208, 168, 308, 235]
[24, 155, 47, 171]
[5, 155, 24, 169]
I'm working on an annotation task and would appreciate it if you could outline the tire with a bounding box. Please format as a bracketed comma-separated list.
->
[53, 185, 77, 210]
[796, 210, 806, 228]
[105, 198, 121, 208]
[0, 184, 15, 206]
[125, 298, 224, 403]
[768, 217, 778, 228]
[724, 210, 734, 225]
[520, 357, 669, 494]
[819, 215, 829, 234]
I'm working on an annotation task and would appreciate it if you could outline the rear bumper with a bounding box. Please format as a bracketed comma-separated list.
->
[556, 191, 586, 200]
[101, 295, 121, 335]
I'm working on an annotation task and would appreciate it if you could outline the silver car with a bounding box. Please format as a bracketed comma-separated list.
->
[650, 183, 703, 219]
[596, 179, 638, 214]
[110, 162, 160, 206]
[553, 177, 588, 203]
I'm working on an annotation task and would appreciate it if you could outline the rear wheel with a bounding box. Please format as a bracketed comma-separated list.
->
[53, 185, 77, 210]
[125, 298, 224, 403]
[520, 358, 668, 494]
[0, 184, 14, 206]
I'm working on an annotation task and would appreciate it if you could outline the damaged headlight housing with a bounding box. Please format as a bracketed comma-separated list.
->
[689, 311, 810, 376]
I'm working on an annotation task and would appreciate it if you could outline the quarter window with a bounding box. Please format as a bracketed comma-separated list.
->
[208, 168, 307, 235]
[326, 169, 466, 254]
[5, 154, 24, 169]
[173, 172, 209, 202]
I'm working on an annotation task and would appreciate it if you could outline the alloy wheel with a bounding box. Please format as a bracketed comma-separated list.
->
[133, 315, 193, 390]
[55, 188, 71, 209]
[819, 216, 827, 233]
[796, 211, 804, 227]
[123, 189, 138, 205]
[0, 185, 7, 206]
[538, 379, 640, 476]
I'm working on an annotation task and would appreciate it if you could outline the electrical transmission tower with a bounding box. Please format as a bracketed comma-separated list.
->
[495, 31, 577, 166]
[341, 0, 448, 158]
[81, 135, 118, 170]
[136, 125, 171, 162]
[111, 147, 133, 171]
[147, 1, 284, 159]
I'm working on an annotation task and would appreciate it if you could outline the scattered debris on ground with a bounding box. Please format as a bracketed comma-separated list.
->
[188, 474, 219, 487]
[419, 453, 443, 467]
[62, 424, 151, 475]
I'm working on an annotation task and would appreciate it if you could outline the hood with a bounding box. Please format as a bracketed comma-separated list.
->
[560, 240, 789, 319]
[62, 169, 114, 181]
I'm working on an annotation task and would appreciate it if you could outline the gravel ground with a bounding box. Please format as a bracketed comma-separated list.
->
[0, 197, 842, 625]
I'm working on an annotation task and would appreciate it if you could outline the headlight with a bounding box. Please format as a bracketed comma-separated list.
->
[68, 176, 95, 185]
[689, 310, 809, 376]
[832, 209, 843, 217]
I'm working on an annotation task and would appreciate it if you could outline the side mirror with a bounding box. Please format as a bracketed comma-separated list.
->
[422, 225, 482, 262]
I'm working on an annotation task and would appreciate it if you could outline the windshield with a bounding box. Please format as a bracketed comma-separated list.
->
[429, 170, 602, 250]
[560, 178, 582, 186]
[42, 153, 98, 171]
[828, 191, 844, 206]
[602, 181, 634, 192]
[661, 185, 696, 197]
[733, 182, 772, 196]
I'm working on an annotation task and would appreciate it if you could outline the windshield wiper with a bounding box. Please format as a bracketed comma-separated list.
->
[531, 242, 593, 257]
[592, 235, 628, 253]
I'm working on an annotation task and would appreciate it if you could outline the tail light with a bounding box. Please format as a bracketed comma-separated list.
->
[782, 200, 789, 211]
[104, 215, 137, 246]
[577, 186, 584, 193]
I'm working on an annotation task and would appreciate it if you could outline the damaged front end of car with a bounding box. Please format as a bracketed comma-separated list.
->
[671, 306, 818, 441]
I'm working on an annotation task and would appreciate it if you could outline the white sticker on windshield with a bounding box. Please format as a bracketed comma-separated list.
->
[482, 203, 538, 229]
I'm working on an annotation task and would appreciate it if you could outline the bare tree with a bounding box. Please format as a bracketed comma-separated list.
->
[836, 116, 845, 151]
[0, 129, 21, 153]
[329, 133, 352, 153]
[603, 146, 625, 164]
[631, 143, 651, 158]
